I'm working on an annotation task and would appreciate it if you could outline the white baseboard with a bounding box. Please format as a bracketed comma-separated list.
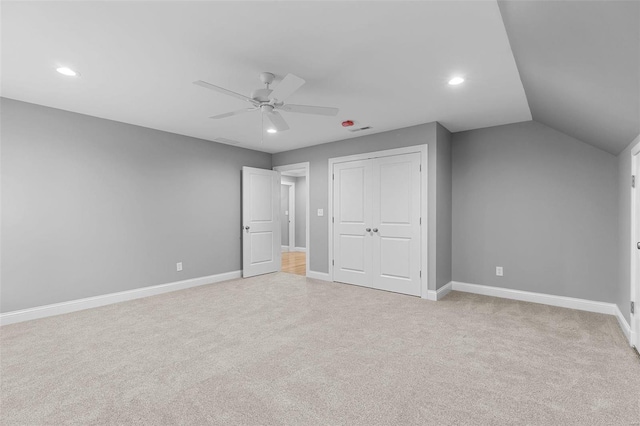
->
[451, 281, 616, 315]
[281, 245, 289, 252]
[451, 281, 631, 344]
[0, 270, 241, 326]
[437, 281, 453, 300]
[614, 305, 631, 342]
[307, 270, 331, 281]
[425, 281, 453, 301]
[292, 247, 306, 253]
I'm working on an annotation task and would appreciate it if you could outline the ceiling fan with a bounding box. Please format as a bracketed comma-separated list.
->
[193, 72, 339, 132]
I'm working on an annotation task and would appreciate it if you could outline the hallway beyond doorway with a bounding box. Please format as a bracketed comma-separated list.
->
[282, 252, 306, 276]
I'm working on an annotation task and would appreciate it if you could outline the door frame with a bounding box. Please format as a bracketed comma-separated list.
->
[630, 139, 640, 347]
[273, 162, 310, 277]
[281, 180, 296, 251]
[328, 145, 429, 298]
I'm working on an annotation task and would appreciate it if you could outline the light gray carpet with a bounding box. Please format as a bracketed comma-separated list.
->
[1, 273, 639, 425]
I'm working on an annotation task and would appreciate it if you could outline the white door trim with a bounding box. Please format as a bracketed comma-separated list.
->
[629, 136, 640, 347]
[273, 162, 310, 277]
[281, 180, 296, 250]
[328, 145, 429, 298]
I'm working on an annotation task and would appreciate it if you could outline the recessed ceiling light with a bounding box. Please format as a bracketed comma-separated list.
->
[448, 76, 464, 85]
[267, 128, 277, 134]
[56, 67, 78, 77]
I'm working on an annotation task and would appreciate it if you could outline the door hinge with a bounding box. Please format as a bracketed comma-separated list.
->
[332, 173, 335, 180]
[633, 175, 636, 188]
[419, 217, 421, 225]
[419, 270, 422, 277]
[332, 217, 334, 223]
[632, 301, 635, 315]
[332, 259, 335, 266]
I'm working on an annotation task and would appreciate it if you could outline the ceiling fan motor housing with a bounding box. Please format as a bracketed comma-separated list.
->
[252, 88, 273, 102]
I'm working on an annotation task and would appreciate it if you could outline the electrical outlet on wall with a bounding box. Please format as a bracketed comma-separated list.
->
[496, 266, 503, 277]
[177, 262, 183, 272]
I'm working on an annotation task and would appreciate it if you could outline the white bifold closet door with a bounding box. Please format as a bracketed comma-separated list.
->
[333, 159, 373, 287]
[333, 152, 421, 296]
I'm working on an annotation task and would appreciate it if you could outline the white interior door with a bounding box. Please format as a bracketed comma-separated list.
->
[372, 153, 421, 296]
[333, 160, 373, 287]
[242, 167, 281, 278]
[634, 155, 640, 348]
[332, 152, 421, 296]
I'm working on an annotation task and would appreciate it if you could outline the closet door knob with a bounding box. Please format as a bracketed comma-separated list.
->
[366, 228, 371, 232]
[244, 226, 250, 230]
[373, 228, 379, 233]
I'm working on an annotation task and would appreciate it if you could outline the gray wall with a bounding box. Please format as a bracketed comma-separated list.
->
[1, 98, 271, 312]
[295, 176, 307, 248]
[616, 134, 640, 323]
[273, 122, 451, 291]
[5, 97, 621, 316]
[452, 121, 618, 303]
[436, 124, 452, 289]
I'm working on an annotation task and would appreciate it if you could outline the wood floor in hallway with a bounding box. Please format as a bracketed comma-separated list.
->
[281, 251, 306, 275]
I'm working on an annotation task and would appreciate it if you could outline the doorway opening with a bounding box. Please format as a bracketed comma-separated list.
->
[274, 163, 310, 276]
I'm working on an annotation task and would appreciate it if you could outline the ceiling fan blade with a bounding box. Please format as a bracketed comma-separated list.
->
[193, 80, 258, 105]
[266, 110, 290, 132]
[278, 104, 339, 116]
[269, 73, 305, 102]
[209, 108, 257, 119]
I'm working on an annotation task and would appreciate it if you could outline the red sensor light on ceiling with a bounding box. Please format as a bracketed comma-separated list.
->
[341, 120, 354, 127]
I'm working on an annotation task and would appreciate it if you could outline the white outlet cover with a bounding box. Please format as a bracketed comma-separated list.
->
[177, 262, 183, 272]
[317, 209, 324, 216]
[496, 266, 503, 276]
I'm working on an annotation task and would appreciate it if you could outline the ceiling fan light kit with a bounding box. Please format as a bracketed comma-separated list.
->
[194, 72, 339, 134]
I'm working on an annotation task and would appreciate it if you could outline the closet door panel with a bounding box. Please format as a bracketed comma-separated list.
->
[333, 160, 373, 286]
[372, 153, 421, 295]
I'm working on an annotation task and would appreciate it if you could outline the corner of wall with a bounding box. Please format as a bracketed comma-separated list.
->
[435, 123, 453, 289]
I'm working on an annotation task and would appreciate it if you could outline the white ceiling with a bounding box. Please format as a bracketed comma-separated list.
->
[1, 1, 531, 154]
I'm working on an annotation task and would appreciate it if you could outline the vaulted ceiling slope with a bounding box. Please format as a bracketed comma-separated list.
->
[498, 1, 640, 155]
